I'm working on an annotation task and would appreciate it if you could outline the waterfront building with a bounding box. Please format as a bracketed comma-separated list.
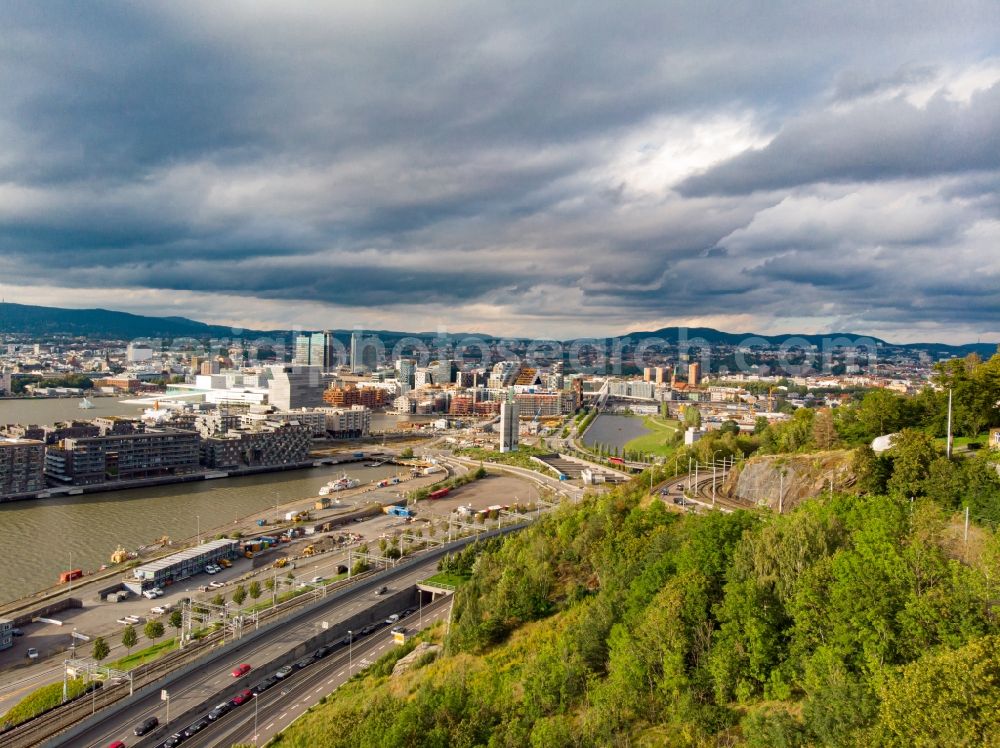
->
[200, 421, 312, 469]
[499, 399, 519, 453]
[316, 405, 371, 437]
[0, 618, 12, 652]
[127, 538, 239, 594]
[268, 365, 325, 409]
[0, 437, 45, 499]
[45, 427, 200, 486]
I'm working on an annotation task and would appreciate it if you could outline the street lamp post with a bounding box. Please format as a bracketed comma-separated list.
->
[348, 630, 353, 675]
[712, 450, 721, 507]
[196, 515, 200, 546]
[253, 692, 258, 746]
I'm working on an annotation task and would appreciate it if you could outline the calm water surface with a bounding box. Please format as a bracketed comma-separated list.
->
[0, 398, 421, 603]
[582, 414, 651, 451]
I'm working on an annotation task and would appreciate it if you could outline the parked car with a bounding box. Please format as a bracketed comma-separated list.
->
[230, 688, 252, 706]
[313, 645, 331, 659]
[124, 615, 144, 624]
[295, 655, 315, 669]
[204, 566, 218, 575]
[10, 627, 23, 637]
[207, 701, 232, 720]
[151, 604, 173, 615]
[26, 648, 39, 661]
[231, 663, 252, 678]
[134, 715, 159, 735]
[274, 664, 294, 679]
[142, 589, 159, 599]
[385, 613, 400, 625]
[218, 558, 232, 568]
[116, 617, 132, 625]
[209, 580, 225, 589]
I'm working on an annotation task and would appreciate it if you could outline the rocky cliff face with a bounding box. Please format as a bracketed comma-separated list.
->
[722, 450, 856, 512]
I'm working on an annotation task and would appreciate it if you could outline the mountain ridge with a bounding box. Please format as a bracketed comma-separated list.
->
[0, 301, 995, 357]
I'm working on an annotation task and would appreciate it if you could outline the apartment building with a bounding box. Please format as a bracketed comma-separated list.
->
[0, 437, 45, 499]
[45, 427, 200, 486]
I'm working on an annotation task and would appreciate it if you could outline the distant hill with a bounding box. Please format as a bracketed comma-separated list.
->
[0, 301, 995, 357]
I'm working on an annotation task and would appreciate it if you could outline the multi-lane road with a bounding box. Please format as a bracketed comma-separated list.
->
[64, 557, 446, 748]
[181, 596, 451, 748]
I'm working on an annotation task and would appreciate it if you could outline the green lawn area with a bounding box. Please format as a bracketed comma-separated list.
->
[624, 416, 682, 458]
[109, 637, 177, 671]
[933, 433, 990, 452]
[421, 571, 470, 589]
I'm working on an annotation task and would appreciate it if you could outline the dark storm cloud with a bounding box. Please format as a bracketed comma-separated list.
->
[0, 1, 999, 340]
[679, 83, 1000, 196]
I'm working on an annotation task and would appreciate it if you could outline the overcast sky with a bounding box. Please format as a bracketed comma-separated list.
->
[1, 2, 998, 343]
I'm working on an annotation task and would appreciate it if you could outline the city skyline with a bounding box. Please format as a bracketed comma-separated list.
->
[1, 3, 998, 342]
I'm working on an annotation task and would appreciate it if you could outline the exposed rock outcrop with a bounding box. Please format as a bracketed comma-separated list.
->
[722, 450, 856, 512]
[392, 642, 441, 677]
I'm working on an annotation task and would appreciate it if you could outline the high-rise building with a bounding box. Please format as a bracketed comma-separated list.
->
[643, 367, 654, 382]
[688, 362, 701, 386]
[0, 369, 11, 396]
[126, 343, 154, 363]
[294, 331, 338, 369]
[499, 399, 519, 453]
[350, 331, 363, 373]
[655, 366, 669, 385]
[395, 359, 416, 388]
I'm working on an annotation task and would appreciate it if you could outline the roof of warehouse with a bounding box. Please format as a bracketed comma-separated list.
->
[134, 538, 239, 575]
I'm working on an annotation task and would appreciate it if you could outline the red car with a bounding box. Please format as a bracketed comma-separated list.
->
[230, 688, 252, 706]
[108, 742, 126, 748]
[231, 663, 252, 678]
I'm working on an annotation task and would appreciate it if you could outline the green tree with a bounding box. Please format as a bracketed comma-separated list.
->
[168, 610, 183, 635]
[92, 636, 110, 662]
[144, 621, 165, 642]
[211, 593, 225, 607]
[852, 445, 891, 495]
[684, 406, 702, 429]
[856, 388, 903, 437]
[232, 585, 247, 606]
[811, 408, 837, 449]
[719, 419, 740, 436]
[873, 635, 1000, 746]
[248, 580, 262, 600]
[121, 624, 138, 655]
[400, 447, 414, 459]
[886, 429, 938, 498]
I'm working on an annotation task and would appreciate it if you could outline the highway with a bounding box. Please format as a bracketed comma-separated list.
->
[180, 596, 451, 748]
[64, 557, 445, 748]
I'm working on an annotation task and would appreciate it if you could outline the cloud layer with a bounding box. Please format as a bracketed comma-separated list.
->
[0, 1, 998, 342]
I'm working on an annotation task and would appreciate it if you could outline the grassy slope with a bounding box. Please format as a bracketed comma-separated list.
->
[623, 415, 681, 457]
[272, 469, 1000, 748]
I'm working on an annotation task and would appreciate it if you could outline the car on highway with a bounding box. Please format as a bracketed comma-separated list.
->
[311, 575, 325, 584]
[391, 626, 406, 636]
[183, 717, 209, 737]
[108, 741, 126, 748]
[161, 731, 186, 747]
[385, 613, 400, 625]
[251, 675, 279, 695]
[134, 715, 159, 735]
[295, 655, 316, 669]
[374, 585, 388, 596]
[207, 701, 232, 720]
[230, 688, 252, 706]
[274, 664, 294, 679]
[231, 663, 252, 677]
[26, 647, 39, 661]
